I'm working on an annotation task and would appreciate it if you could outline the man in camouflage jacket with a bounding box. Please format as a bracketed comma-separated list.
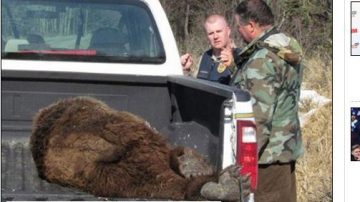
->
[232, 0, 304, 201]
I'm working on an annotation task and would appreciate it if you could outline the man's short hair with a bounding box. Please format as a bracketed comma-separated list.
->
[235, 0, 274, 26]
[204, 14, 229, 27]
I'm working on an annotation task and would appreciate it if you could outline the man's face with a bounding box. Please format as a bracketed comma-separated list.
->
[235, 15, 252, 43]
[352, 148, 360, 160]
[204, 20, 230, 50]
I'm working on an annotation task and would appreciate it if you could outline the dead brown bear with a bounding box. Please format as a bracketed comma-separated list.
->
[30, 96, 249, 201]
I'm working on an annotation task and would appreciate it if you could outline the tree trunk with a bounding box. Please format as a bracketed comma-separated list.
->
[184, 3, 190, 40]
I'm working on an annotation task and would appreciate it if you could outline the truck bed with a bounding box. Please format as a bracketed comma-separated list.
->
[1, 70, 250, 201]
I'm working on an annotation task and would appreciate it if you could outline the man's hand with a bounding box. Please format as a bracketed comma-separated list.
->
[220, 47, 234, 67]
[180, 53, 193, 72]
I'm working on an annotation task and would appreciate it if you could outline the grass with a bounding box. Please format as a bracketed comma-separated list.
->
[296, 56, 332, 202]
[297, 102, 332, 202]
[302, 55, 333, 98]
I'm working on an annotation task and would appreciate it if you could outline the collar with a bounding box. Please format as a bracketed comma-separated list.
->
[239, 26, 277, 56]
[233, 26, 278, 66]
[211, 54, 221, 62]
[210, 48, 236, 62]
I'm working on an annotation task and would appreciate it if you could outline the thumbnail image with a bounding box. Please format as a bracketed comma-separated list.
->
[352, 1, 360, 55]
[351, 107, 360, 160]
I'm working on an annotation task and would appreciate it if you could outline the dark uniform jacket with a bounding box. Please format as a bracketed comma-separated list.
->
[197, 48, 240, 85]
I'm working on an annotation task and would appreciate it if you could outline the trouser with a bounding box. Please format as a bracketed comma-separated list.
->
[254, 161, 297, 202]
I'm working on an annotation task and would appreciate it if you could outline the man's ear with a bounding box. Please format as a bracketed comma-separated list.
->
[248, 20, 263, 39]
[247, 20, 257, 34]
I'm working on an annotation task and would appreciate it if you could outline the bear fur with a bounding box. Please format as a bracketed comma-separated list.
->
[30, 96, 247, 201]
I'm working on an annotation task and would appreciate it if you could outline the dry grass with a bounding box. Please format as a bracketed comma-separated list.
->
[296, 56, 332, 202]
[302, 55, 333, 98]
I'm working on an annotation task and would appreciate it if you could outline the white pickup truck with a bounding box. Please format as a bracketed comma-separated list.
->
[1, 0, 257, 201]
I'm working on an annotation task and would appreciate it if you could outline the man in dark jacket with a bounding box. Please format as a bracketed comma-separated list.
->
[181, 14, 240, 85]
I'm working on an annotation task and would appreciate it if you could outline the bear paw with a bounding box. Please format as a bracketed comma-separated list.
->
[200, 165, 251, 202]
[171, 147, 214, 178]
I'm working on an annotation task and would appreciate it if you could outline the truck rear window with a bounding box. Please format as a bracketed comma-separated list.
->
[1, 0, 165, 63]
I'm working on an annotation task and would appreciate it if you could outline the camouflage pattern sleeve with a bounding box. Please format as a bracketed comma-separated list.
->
[238, 49, 282, 156]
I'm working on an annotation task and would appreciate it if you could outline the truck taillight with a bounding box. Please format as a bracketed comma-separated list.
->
[236, 120, 257, 191]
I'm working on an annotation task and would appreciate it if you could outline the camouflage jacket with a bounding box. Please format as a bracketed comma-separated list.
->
[231, 27, 304, 164]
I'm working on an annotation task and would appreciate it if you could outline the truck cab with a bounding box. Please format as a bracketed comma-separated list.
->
[1, 0, 257, 201]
